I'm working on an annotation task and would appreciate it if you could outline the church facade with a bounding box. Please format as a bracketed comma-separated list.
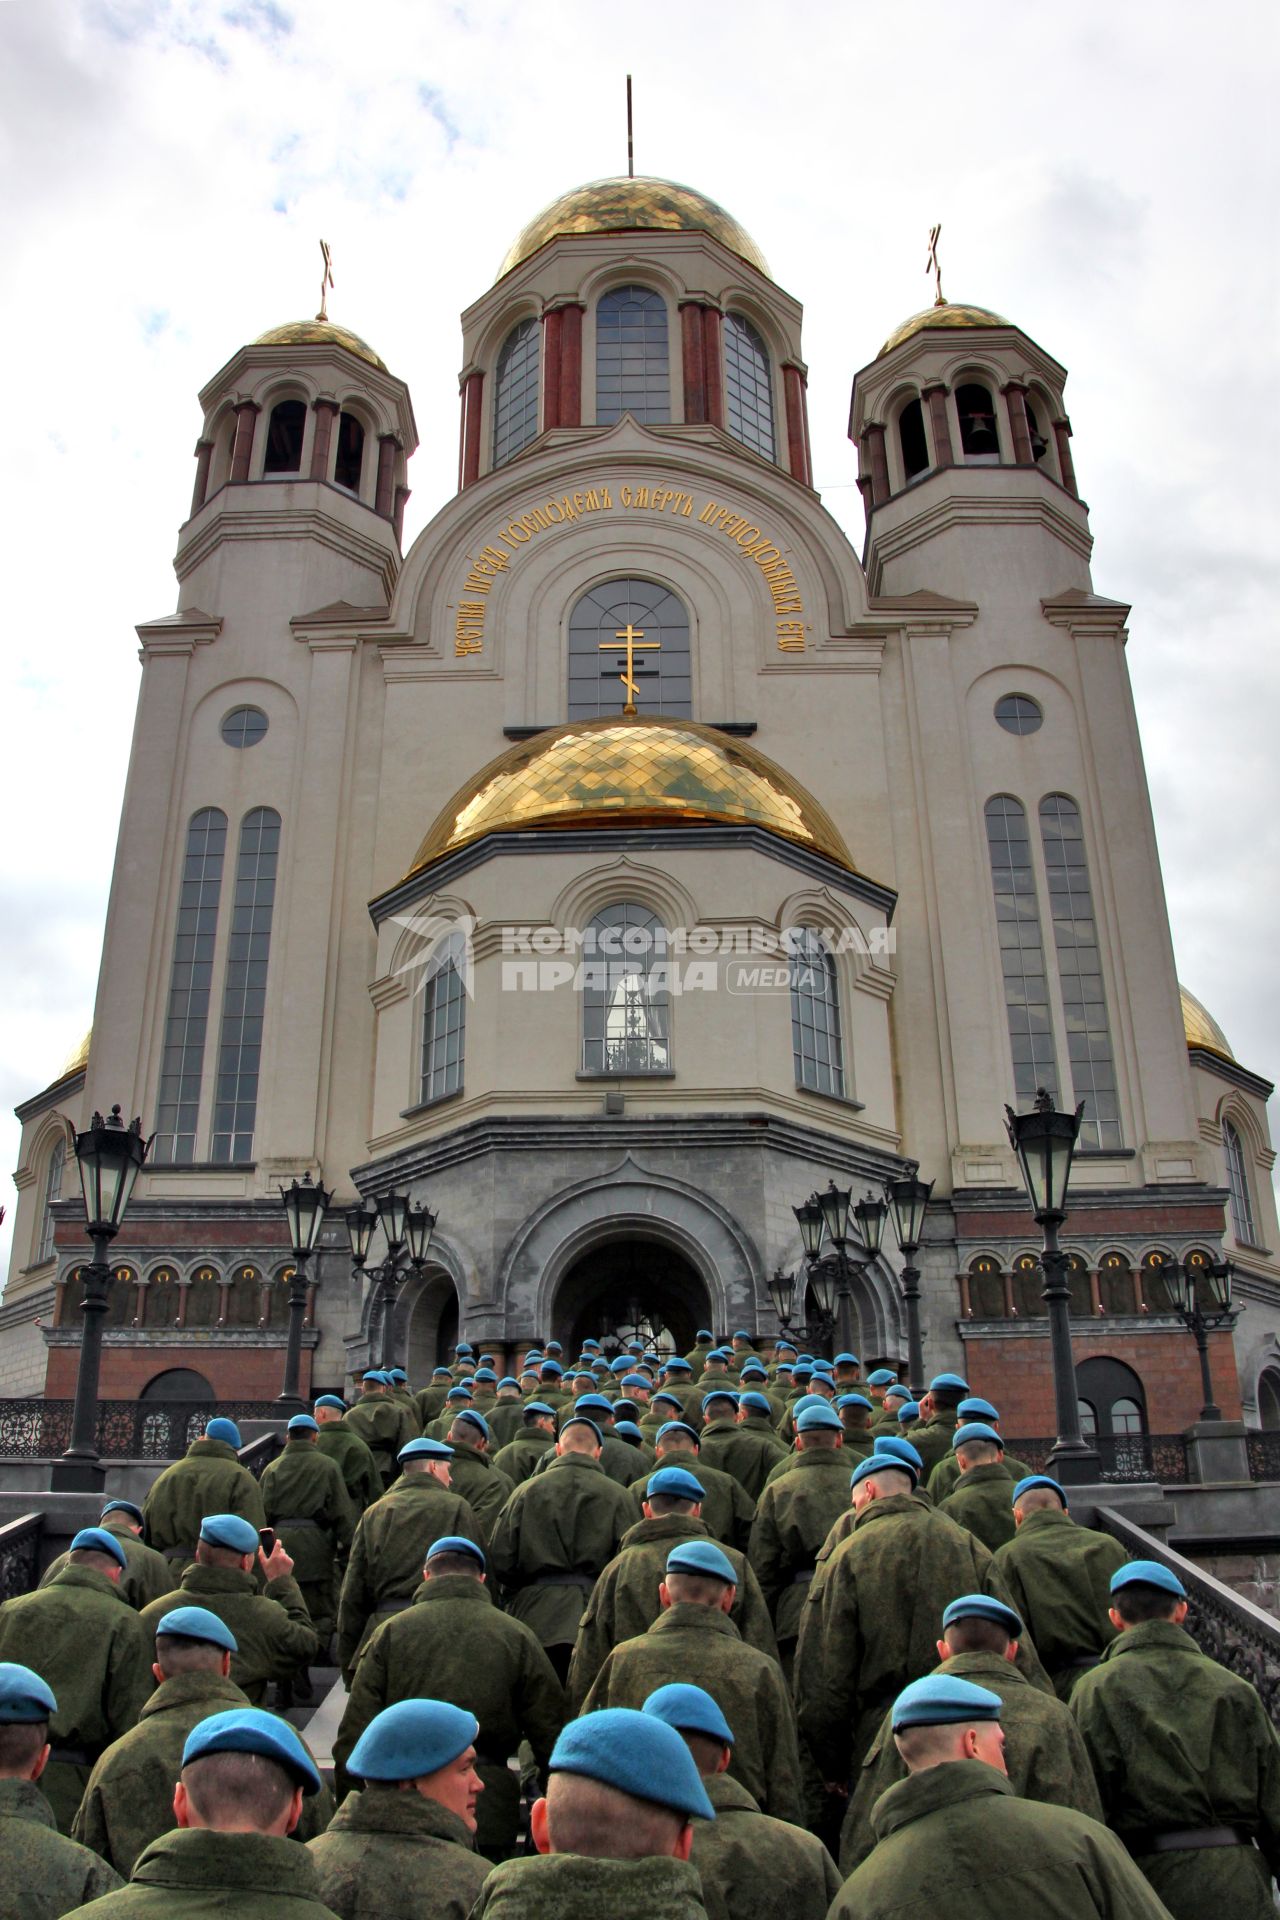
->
[5, 176, 1280, 1441]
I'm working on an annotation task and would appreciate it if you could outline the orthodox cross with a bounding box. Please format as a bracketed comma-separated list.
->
[927, 224, 944, 307]
[601, 623, 660, 715]
[317, 240, 335, 322]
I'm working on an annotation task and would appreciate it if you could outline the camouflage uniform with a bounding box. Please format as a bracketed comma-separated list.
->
[440, 1442, 514, 1546]
[696, 1416, 788, 1500]
[925, 1446, 1034, 1503]
[989, 1505, 1127, 1696]
[40, 1520, 177, 1613]
[335, 1476, 482, 1680]
[747, 1448, 852, 1654]
[470, 1851, 708, 1919]
[624, 1458, 755, 1551]
[937, 1459, 1017, 1552]
[691, 1771, 840, 1920]
[343, 1391, 418, 1488]
[137, 1562, 318, 1704]
[492, 1426, 556, 1486]
[488, 1453, 634, 1661]
[0, 1777, 123, 1915]
[906, 1406, 961, 1477]
[261, 1437, 357, 1642]
[315, 1421, 383, 1514]
[307, 1783, 492, 1920]
[142, 1437, 266, 1572]
[74, 1829, 340, 1919]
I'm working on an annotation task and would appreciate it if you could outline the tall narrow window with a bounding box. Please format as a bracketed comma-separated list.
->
[36, 1137, 65, 1264]
[582, 904, 670, 1074]
[153, 808, 227, 1163]
[493, 318, 541, 467]
[420, 940, 466, 1104]
[984, 795, 1058, 1107]
[333, 411, 365, 491]
[1039, 795, 1121, 1149]
[790, 929, 844, 1097]
[899, 398, 929, 480]
[210, 807, 279, 1163]
[723, 312, 775, 459]
[568, 578, 691, 718]
[596, 287, 669, 425]
[1223, 1120, 1257, 1245]
[956, 382, 999, 462]
[263, 400, 306, 474]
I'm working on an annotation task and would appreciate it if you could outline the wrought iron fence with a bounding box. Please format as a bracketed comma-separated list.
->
[0, 1399, 283, 1461]
[1098, 1504, 1280, 1722]
[238, 1430, 285, 1479]
[1246, 1429, 1280, 1482]
[0, 1513, 43, 1602]
[1007, 1433, 1190, 1483]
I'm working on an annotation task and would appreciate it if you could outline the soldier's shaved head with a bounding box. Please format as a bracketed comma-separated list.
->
[643, 1492, 701, 1517]
[557, 1422, 601, 1457]
[1013, 1484, 1065, 1518]
[155, 1632, 231, 1677]
[894, 1718, 1006, 1775]
[68, 1547, 123, 1578]
[851, 1464, 913, 1508]
[955, 1438, 1001, 1467]
[539, 1771, 689, 1859]
[679, 1729, 732, 1778]
[662, 1570, 736, 1610]
[941, 1617, 1016, 1659]
[0, 1722, 48, 1778]
[178, 1750, 299, 1835]
[423, 1550, 484, 1579]
[797, 1428, 842, 1451]
[195, 1539, 251, 1571]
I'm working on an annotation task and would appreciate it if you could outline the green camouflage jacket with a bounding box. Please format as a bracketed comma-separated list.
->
[484, 1399, 528, 1450]
[488, 1453, 634, 1649]
[342, 1393, 418, 1484]
[315, 1421, 383, 1513]
[141, 1439, 266, 1567]
[624, 1456, 755, 1551]
[307, 1783, 492, 1920]
[137, 1562, 318, 1703]
[40, 1520, 177, 1613]
[988, 1507, 1125, 1695]
[906, 1408, 960, 1476]
[440, 1443, 514, 1545]
[747, 1449, 852, 1645]
[261, 1440, 357, 1638]
[336, 1477, 482, 1678]
[74, 1828, 340, 1919]
[690, 1771, 840, 1920]
[470, 1852, 709, 1919]
[0, 1776, 123, 1916]
[926, 1448, 1034, 1503]
[492, 1428, 556, 1484]
[696, 1418, 788, 1500]
[937, 1459, 1017, 1551]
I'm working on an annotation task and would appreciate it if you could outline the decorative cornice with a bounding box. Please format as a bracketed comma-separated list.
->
[1189, 1045, 1275, 1101]
[14, 1068, 84, 1124]
[175, 493, 400, 597]
[865, 480, 1092, 592]
[136, 608, 223, 657]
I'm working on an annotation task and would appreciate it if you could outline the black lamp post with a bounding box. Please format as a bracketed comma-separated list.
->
[887, 1173, 933, 1397]
[1005, 1088, 1099, 1483]
[1161, 1254, 1235, 1421]
[767, 1266, 796, 1332]
[278, 1171, 331, 1413]
[815, 1180, 857, 1356]
[792, 1196, 834, 1354]
[344, 1191, 436, 1370]
[51, 1106, 150, 1491]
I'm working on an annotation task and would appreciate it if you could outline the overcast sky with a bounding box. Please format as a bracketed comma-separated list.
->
[1, 0, 1276, 1264]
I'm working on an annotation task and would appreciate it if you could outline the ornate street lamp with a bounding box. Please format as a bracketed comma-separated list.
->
[51, 1106, 151, 1490]
[277, 1171, 331, 1413]
[767, 1266, 796, 1330]
[343, 1190, 437, 1370]
[1005, 1089, 1099, 1483]
[887, 1172, 934, 1397]
[1159, 1253, 1236, 1421]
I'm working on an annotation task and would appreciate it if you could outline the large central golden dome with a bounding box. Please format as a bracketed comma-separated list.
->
[498, 176, 770, 280]
[407, 717, 852, 875]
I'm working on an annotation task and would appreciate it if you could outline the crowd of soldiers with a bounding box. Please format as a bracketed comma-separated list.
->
[1, 1327, 1277, 1918]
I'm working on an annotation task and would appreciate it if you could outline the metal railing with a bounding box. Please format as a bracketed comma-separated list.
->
[0, 1399, 283, 1461]
[0, 1513, 43, 1602]
[1097, 1505, 1280, 1722]
[238, 1430, 285, 1479]
[1007, 1433, 1191, 1483]
[1246, 1430, 1280, 1482]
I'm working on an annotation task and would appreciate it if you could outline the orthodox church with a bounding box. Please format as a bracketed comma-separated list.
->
[5, 174, 1279, 1443]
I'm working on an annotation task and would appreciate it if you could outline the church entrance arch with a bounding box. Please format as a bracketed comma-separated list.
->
[554, 1238, 710, 1356]
[401, 1268, 460, 1378]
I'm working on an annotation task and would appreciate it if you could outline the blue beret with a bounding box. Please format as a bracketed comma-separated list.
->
[473, 1368, 497, 1383]
[540, 1361, 564, 1377]
[643, 1683, 735, 1746]
[929, 1372, 970, 1393]
[70, 1525, 128, 1567]
[457, 1377, 477, 1390]
[776, 1363, 795, 1375]
[523, 1401, 555, 1417]
[445, 1386, 473, 1402]
[362, 1370, 386, 1383]
[874, 1435, 925, 1475]
[652, 1392, 684, 1411]
[883, 1383, 912, 1402]
[204, 1417, 242, 1446]
[399, 1437, 454, 1461]
[615, 1421, 643, 1440]
[433, 1366, 453, 1378]
[156, 1606, 239, 1653]
[560, 1415, 603, 1440]
[348, 1700, 479, 1781]
[455, 1343, 474, 1355]
[837, 1393, 873, 1411]
[1111, 1559, 1187, 1599]
[388, 1368, 407, 1381]
[834, 1352, 860, 1366]
[609, 1357, 630, 1375]
[666, 1540, 736, 1584]
[665, 1357, 692, 1373]
[739, 1392, 772, 1414]
[647, 1467, 705, 1502]
[954, 1423, 1004, 1451]
[942, 1594, 1023, 1638]
[790, 1393, 824, 1415]
[733, 1330, 751, 1340]
[776, 1340, 797, 1353]
[797, 1403, 843, 1432]
[576, 1393, 612, 1413]
[582, 1338, 600, 1350]
[314, 1394, 347, 1412]
[426, 1535, 486, 1570]
[524, 1350, 543, 1360]
[867, 1369, 897, 1387]
[892, 1676, 1003, 1730]
[740, 1361, 767, 1378]
[0, 1662, 56, 1722]
[498, 1377, 519, 1389]
[853, 1448, 920, 1490]
[1012, 1475, 1067, 1507]
[287, 1414, 319, 1434]
[101, 1498, 144, 1524]
[453, 1408, 490, 1439]
[183, 1708, 321, 1792]
[702, 1387, 739, 1408]
[810, 1360, 834, 1376]
[696, 1329, 713, 1340]
[796, 1354, 815, 1366]
[549, 1707, 714, 1820]
[959, 1397, 999, 1421]
[656, 1421, 699, 1445]
[546, 1341, 563, 1353]
[618, 1373, 647, 1391]
[897, 1402, 921, 1423]
[199, 1513, 259, 1554]
[792, 1365, 814, 1380]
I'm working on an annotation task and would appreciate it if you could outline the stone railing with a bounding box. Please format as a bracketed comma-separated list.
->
[237, 1430, 286, 1479]
[1007, 1434, 1191, 1483]
[0, 1399, 284, 1461]
[0, 1513, 43, 1602]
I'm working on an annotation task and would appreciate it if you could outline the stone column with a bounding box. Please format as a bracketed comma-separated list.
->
[922, 384, 954, 467]
[860, 424, 889, 506]
[375, 433, 398, 519]
[394, 485, 411, 545]
[190, 438, 214, 516]
[783, 363, 813, 485]
[458, 371, 483, 489]
[702, 307, 725, 428]
[1053, 416, 1079, 497]
[309, 398, 339, 481]
[558, 302, 584, 427]
[1002, 381, 1034, 465]
[229, 400, 260, 483]
[681, 301, 708, 423]
[542, 308, 563, 430]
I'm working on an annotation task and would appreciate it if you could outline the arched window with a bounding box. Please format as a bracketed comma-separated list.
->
[1026, 396, 1050, 463]
[154, 808, 228, 1163]
[1223, 1120, 1257, 1245]
[184, 1265, 222, 1326]
[582, 903, 671, 1075]
[1259, 1368, 1280, 1430]
[223, 1263, 266, 1326]
[1039, 796, 1121, 1150]
[983, 796, 1058, 1107]
[145, 1269, 182, 1328]
[493, 318, 541, 467]
[956, 382, 999, 462]
[568, 578, 691, 718]
[789, 930, 844, 1098]
[1066, 1252, 1094, 1317]
[263, 399, 306, 474]
[105, 1265, 139, 1328]
[1010, 1251, 1047, 1317]
[333, 411, 365, 491]
[36, 1136, 65, 1265]
[723, 313, 775, 459]
[596, 287, 669, 425]
[968, 1256, 1005, 1317]
[1139, 1249, 1178, 1313]
[898, 398, 929, 480]
[1097, 1250, 1135, 1315]
[420, 940, 466, 1105]
[1076, 1356, 1148, 1438]
[211, 807, 280, 1163]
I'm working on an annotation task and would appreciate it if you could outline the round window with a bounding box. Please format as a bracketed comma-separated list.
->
[220, 705, 268, 748]
[994, 694, 1043, 735]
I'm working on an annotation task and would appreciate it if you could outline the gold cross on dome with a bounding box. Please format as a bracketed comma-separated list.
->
[600, 623, 660, 715]
[926, 223, 944, 307]
[317, 239, 335, 322]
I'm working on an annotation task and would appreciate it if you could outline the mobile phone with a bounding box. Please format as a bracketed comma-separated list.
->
[258, 1528, 277, 1555]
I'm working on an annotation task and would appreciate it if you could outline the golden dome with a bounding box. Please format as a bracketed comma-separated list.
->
[254, 319, 387, 372]
[878, 301, 1009, 359]
[59, 1028, 91, 1078]
[1180, 985, 1234, 1061]
[498, 176, 770, 280]
[407, 717, 853, 876]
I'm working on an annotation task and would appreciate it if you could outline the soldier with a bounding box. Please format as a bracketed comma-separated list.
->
[627, 1421, 755, 1550]
[835, 1392, 876, 1460]
[440, 1412, 515, 1543]
[1071, 1559, 1280, 1918]
[568, 1467, 778, 1708]
[695, 1389, 787, 1498]
[39, 1498, 177, 1612]
[414, 1368, 455, 1431]
[137, 1513, 318, 1705]
[428, 1383, 476, 1440]
[872, 1381, 914, 1435]
[747, 1404, 851, 1674]
[141, 1417, 265, 1573]
[925, 1397, 1033, 1501]
[737, 1362, 785, 1421]
[0, 1661, 124, 1914]
[639, 1388, 686, 1440]
[581, 1540, 803, 1825]
[314, 1395, 382, 1513]
[335, 1535, 564, 1858]
[560, 1394, 638, 1485]
[863, 1367, 899, 1429]
[829, 1675, 1173, 1920]
[831, 1351, 861, 1390]
[344, 1370, 418, 1488]
[896, 1399, 922, 1432]
[613, 1416, 656, 1477]
[535, 1359, 569, 1409]
[261, 1412, 356, 1665]
[488, 1414, 634, 1682]
[642, 1683, 840, 1920]
[384, 1367, 421, 1425]
[657, 1355, 703, 1425]
[937, 1422, 1017, 1551]
[839, 1592, 1103, 1873]
[908, 1371, 971, 1475]
[684, 1329, 715, 1378]
[76, 1708, 333, 1919]
[311, 1699, 492, 1919]
[485, 1378, 527, 1450]
[0, 1527, 152, 1833]
[336, 1437, 483, 1683]
[493, 1401, 558, 1484]
[777, 1375, 838, 1448]
[990, 1476, 1127, 1695]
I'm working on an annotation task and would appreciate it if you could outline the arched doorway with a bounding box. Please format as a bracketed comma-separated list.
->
[1077, 1355, 1148, 1475]
[554, 1237, 711, 1356]
[402, 1269, 460, 1379]
[1258, 1367, 1280, 1430]
[138, 1367, 215, 1458]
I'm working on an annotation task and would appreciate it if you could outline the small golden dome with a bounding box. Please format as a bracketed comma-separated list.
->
[254, 319, 387, 372]
[1180, 985, 1234, 1061]
[877, 301, 1009, 359]
[498, 176, 770, 280]
[407, 717, 852, 876]
[59, 1028, 91, 1078]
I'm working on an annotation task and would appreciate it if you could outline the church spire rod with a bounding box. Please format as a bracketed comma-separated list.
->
[626, 74, 634, 178]
[927, 223, 945, 307]
[317, 239, 335, 323]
